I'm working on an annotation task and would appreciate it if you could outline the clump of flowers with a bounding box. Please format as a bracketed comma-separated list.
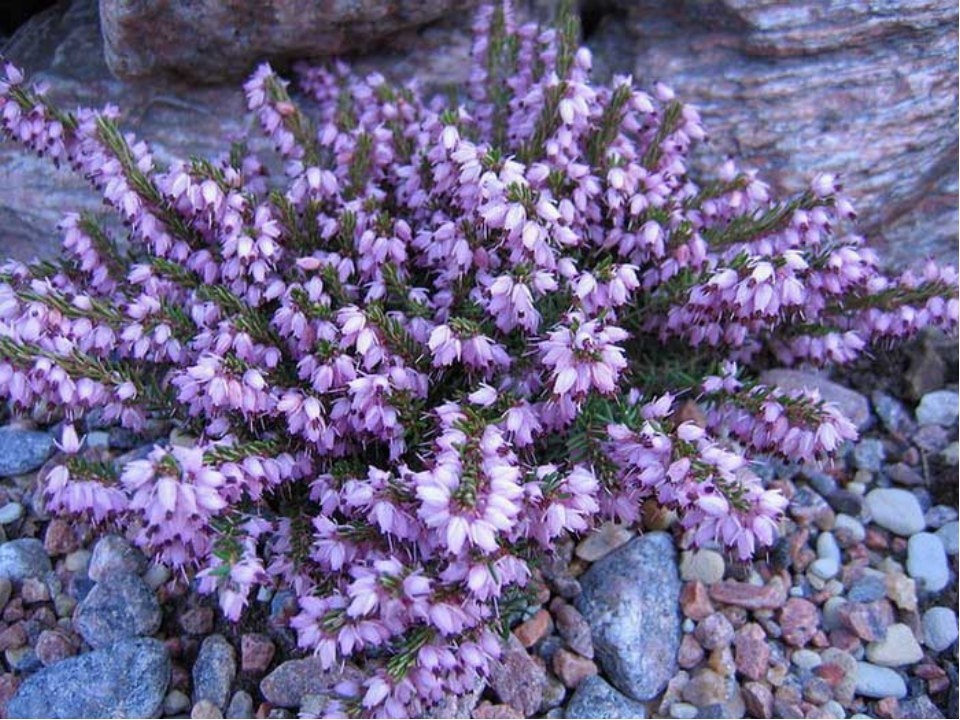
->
[1, 2, 957, 716]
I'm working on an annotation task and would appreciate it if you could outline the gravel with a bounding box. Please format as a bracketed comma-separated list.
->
[906, 532, 950, 593]
[0, 427, 54, 477]
[864, 488, 926, 536]
[854, 662, 907, 699]
[921, 607, 959, 653]
[915, 389, 959, 426]
[193, 634, 237, 711]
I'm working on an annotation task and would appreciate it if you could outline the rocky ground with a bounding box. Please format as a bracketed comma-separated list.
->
[0, 330, 956, 719]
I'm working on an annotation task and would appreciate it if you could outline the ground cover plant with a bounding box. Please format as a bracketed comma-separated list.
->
[0, 2, 957, 716]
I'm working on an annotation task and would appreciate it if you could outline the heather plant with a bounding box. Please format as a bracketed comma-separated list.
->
[1, 2, 957, 716]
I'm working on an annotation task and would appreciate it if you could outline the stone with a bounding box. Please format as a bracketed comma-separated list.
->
[853, 439, 885, 472]
[0, 539, 52, 582]
[5, 637, 170, 718]
[576, 532, 681, 701]
[225, 690, 255, 719]
[99, 0, 475, 81]
[885, 573, 918, 611]
[854, 662, 907, 699]
[915, 390, 959, 426]
[260, 657, 362, 708]
[816, 532, 841, 564]
[871, 392, 914, 435]
[709, 576, 787, 610]
[733, 623, 769, 682]
[921, 607, 958, 652]
[864, 489, 925, 536]
[191, 699, 223, 718]
[865, 623, 923, 667]
[165, 690, 192, 715]
[488, 633, 545, 716]
[515, 609, 552, 648]
[680, 581, 714, 621]
[789, 487, 834, 529]
[552, 649, 598, 689]
[0, 503, 23, 525]
[74, 572, 162, 648]
[20, 577, 50, 603]
[906, 531, 950, 593]
[574, 522, 634, 562]
[839, 601, 894, 642]
[193, 635, 236, 711]
[43, 519, 78, 556]
[473, 702, 523, 719]
[780, 598, 819, 647]
[821, 648, 858, 705]
[899, 694, 947, 719]
[552, 601, 594, 659]
[34, 630, 75, 666]
[677, 635, 704, 670]
[810, 558, 839, 581]
[87, 535, 148, 582]
[681, 668, 744, 717]
[0, 427, 54, 477]
[564, 675, 648, 719]
[180, 606, 215, 635]
[834, 514, 865, 543]
[759, 371, 870, 430]
[240, 633, 276, 675]
[935, 521, 959, 555]
[0, 624, 27, 652]
[680, 550, 725, 585]
[694, 613, 734, 650]
[886, 462, 925, 487]
[0, 577, 11, 612]
[741, 681, 773, 718]
[847, 574, 888, 603]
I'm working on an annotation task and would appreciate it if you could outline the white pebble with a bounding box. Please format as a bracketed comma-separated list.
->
[922, 607, 958, 652]
[865, 488, 925, 536]
[907, 532, 950, 593]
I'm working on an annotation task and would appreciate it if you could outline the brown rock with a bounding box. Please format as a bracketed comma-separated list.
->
[241, 634, 276, 675]
[838, 601, 894, 642]
[742, 681, 773, 718]
[681, 581, 714, 621]
[180, 607, 214, 635]
[780, 598, 819, 647]
[35, 629, 76, 666]
[551, 649, 597, 689]
[734, 623, 770, 682]
[695, 612, 735, 650]
[0, 624, 27, 652]
[710, 577, 788, 610]
[20, 577, 50, 604]
[678, 634, 705, 670]
[514, 609, 552, 649]
[488, 634, 545, 717]
[827, 628, 862, 653]
[821, 648, 857, 706]
[472, 702, 523, 719]
[550, 600, 593, 659]
[43, 519, 78, 556]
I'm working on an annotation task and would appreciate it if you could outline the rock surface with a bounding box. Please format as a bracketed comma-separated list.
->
[6, 638, 170, 718]
[576, 532, 681, 701]
[260, 657, 362, 709]
[193, 634, 237, 711]
[0, 427, 54, 477]
[563, 675, 648, 719]
[74, 572, 162, 648]
[864, 488, 926, 536]
[0, 539, 52, 582]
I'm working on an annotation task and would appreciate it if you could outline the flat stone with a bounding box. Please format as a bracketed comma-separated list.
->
[0, 539, 52, 582]
[6, 637, 170, 718]
[576, 532, 681, 701]
[709, 576, 787, 610]
[855, 662, 907, 699]
[906, 532, 950, 593]
[74, 572, 162, 648]
[260, 657, 362, 709]
[564, 675, 647, 719]
[193, 635, 236, 710]
[921, 607, 958, 652]
[759, 370, 870, 430]
[865, 624, 923, 667]
[865, 489, 925, 536]
[0, 427, 54, 477]
[488, 634, 545, 716]
[915, 390, 959, 426]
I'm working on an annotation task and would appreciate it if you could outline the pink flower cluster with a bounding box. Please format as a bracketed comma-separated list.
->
[1, 2, 957, 715]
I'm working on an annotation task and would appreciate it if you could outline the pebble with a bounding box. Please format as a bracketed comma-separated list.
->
[574, 522, 634, 563]
[864, 489, 925, 536]
[847, 574, 887, 603]
[552, 601, 593, 659]
[906, 532, 949, 593]
[816, 532, 841, 563]
[192, 699, 223, 718]
[180, 606, 215, 635]
[564, 675, 647, 719]
[226, 690, 255, 719]
[810, 558, 840, 580]
[34, 629, 75, 666]
[679, 549, 725, 585]
[552, 648, 597, 689]
[694, 613, 734, 650]
[865, 623, 923, 666]
[488, 633, 546, 715]
[742, 681, 773, 718]
[165, 689, 192, 715]
[43, 519, 78, 556]
[0, 503, 24, 525]
[74, 572, 162, 648]
[260, 657, 361, 708]
[0, 539, 52, 582]
[88, 535, 148, 582]
[885, 572, 918, 612]
[709, 576, 787, 610]
[854, 662, 907, 699]
[193, 634, 236, 710]
[871, 391, 912, 434]
[834, 515, 865, 542]
[64, 549, 92, 574]
[143, 563, 171, 589]
[576, 532, 681, 701]
[5, 637, 170, 718]
[681, 668, 744, 717]
[780, 598, 819, 647]
[935, 521, 958, 555]
[0, 427, 54, 477]
[915, 389, 959, 426]
[240, 633, 276, 675]
[921, 607, 958, 652]
[733, 623, 769, 681]
[515, 608, 552, 648]
[853, 438, 885, 471]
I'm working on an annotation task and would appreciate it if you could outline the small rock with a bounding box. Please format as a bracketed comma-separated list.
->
[680, 581, 714, 621]
[668, 701, 698, 719]
[0, 539, 52, 582]
[564, 675, 647, 719]
[240, 633, 276, 675]
[680, 550, 725, 585]
[34, 630, 75, 666]
[488, 634, 545, 716]
[839, 601, 894, 642]
[827, 491, 863, 517]
[0, 624, 27, 652]
[885, 462, 924, 487]
[0, 503, 23, 525]
[789, 487, 834, 528]
[552, 601, 594, 659]
[678, 635, 705, 670]
[865, 624, 923, 667]
[921, 607, 958, 652]
[821, 648, 858, 705]
[885, 573, 918, 611]
[20, 577, 50, 604]
[906, 532, 950, 593]
[915, 390, 959, 426]
[810, 558, 840, 580]
[791, 649, 822, 670]
[5, 637, 170, 718]
[515, 609, 552, 648]
[780, 598, 819, 647]
[681, 668, 744, 717]
[180, 606, 215, 635]
[193, 635, 236, 710]
[0, 427, 54, 477]
[871, 392, 913, 434]
[260, 657, 362, 708]
[899, 694, 947, 719]
[226, 690, 255, 719]
[733, 623, 769, 682]
[574, 522, 634, 562]
[864, 489, 925, 536]
[742, 681, 773, 718]
[854, 662, 907, 699]
[143, 563, 171, 590]
[165, 690, 192, 715]
[853, 439, 885, 471]
[834, 514, 866, 542]
[694, 613, 734, 650]
[192, 699, 223, 719]
[74, 572, 162, 648]
[552, 649, 597, 689]
[43, 520, 78, 556]
[816, 532, 841, 564]
[577, 532, 681, 701]
[803, 676, 834, 704]
[709, 577, 787, 610]
[63, 550, 92, 574]
[847, 574, 888, 603]
[88, 535, 148, 582]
